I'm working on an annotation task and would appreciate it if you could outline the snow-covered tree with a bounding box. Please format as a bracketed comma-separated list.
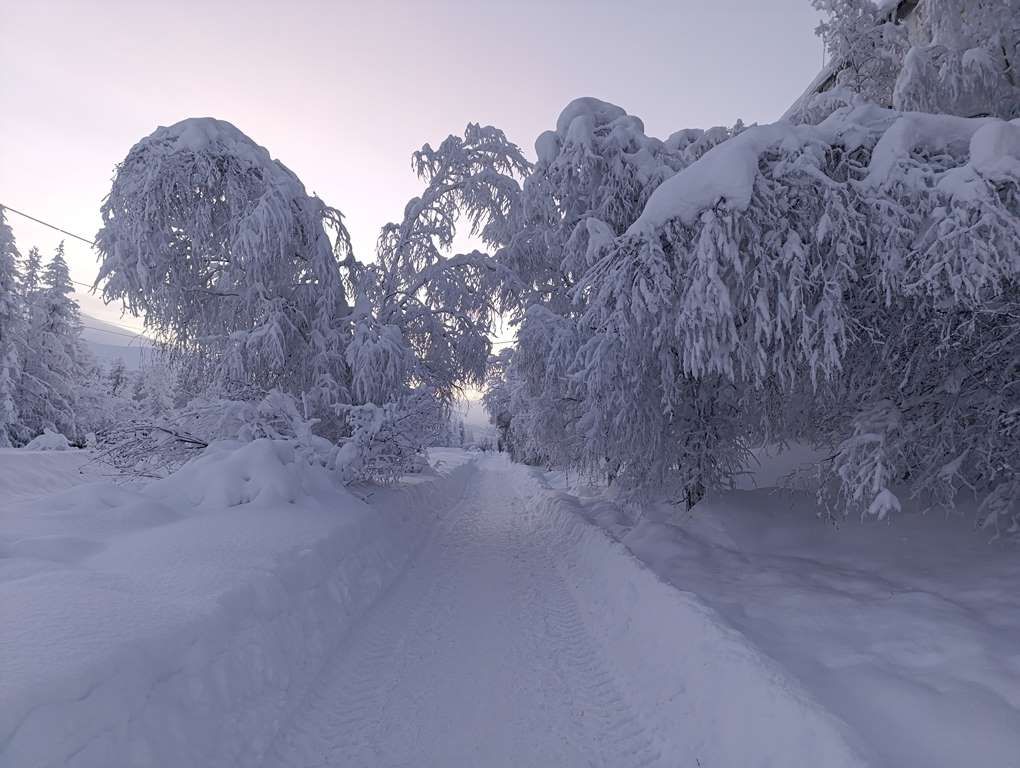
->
[367, 123, 530, 404]
[0, 208, 23, 447]
[487, 98, 746, 496]
[893, 0, 1020, 119]
[802, 0, 1020, 122]
[485, 90, 1018, 530]
[95, 117, 524, 482]
[107, 356, 128, 396]
[18, 243, 88, 440]
[95, 118, 361, 440]
[130, 361, 176, 418]
[812, 0, 908, 107]
[576, 104, 1018, 526]
[20, 246, 43, 302]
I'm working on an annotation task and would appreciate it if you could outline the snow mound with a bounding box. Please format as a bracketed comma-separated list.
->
[0, 448, 103, 504]
[860, 110, 989, 187]
[22, 430, 73, 451]
[150, 439, 335, 511]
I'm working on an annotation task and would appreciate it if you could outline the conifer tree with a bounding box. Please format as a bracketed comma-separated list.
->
[19, 243, 86, 439]
[0, 208, 24, 446]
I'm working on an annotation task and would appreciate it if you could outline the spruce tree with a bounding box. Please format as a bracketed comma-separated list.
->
[19, 242, 86, 439]
[0, 208, 24, 446]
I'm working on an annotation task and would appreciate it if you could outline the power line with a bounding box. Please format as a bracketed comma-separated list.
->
[2, 203, 516, 348]
[1, 203, 101, 292]
[81, 323, 149, 343]
[0, 203, 96, 246]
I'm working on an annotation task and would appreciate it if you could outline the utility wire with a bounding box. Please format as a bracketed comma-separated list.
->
[2, 203, 517, 348]
[81, 323, 149, 342]
[0, 203, 97, 247]
[1, 203, 101, 291]
[2, 203, 150, 341]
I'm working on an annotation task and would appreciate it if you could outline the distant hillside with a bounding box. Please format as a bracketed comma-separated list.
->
[80, 314, 153, 370]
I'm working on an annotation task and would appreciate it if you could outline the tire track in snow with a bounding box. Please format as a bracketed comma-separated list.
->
[262, 460, 660, 768]
[507, 482, 662, 768]
[263, 479, 477, 767]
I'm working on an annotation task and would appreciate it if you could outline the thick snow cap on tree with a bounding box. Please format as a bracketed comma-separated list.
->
[627, 105, 1020, 233]
[627, 123, 816, 232]
[536, 97, 635, 164]
[164, 117, 272, 159]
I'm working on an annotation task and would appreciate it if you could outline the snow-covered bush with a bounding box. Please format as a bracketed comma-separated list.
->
[92, 389, 321, 478]
[336, 389, 447, 483]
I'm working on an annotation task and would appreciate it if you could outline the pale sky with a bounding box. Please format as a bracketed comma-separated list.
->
[1, 0, 823, 334]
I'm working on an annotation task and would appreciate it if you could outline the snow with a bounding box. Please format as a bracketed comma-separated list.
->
[264, 454, 864, 768]
[861, 109, 990, 187]
[22, 430, 73, 451]
[539, 450, 1020, 768]
[534, 130, 560, 164]
[554, 96, 628, 136]
[4, 442, 1016, 766]
[0, 442, 474, 767]
[0, 447, 101, 503]
[968, 118, 1020, 178]
[158, 117, 274, 168]
[627, 122, 815, 232]
[4, 445, 868, 767]
[627, 106, 1014, 234]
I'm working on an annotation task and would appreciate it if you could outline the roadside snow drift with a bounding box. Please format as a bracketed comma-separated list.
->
[516, 464, 868, 768]
[0, 442, 472, 767]
[537, 449, 1020, 768]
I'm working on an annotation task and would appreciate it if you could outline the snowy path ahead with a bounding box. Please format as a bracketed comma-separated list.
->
[263, 458, 660, 768]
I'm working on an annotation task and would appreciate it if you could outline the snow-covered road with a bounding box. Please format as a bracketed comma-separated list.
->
[2, 448, 865, 767]
[263, 458, 660, 768]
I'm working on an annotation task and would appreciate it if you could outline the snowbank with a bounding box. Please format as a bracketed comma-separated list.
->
[530, 455, 1020, 768]
[511, 461, 868, 767]
[0, 448, 100, 504]
[22, 430, 73, 451]
[0, 442, 474, 767]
